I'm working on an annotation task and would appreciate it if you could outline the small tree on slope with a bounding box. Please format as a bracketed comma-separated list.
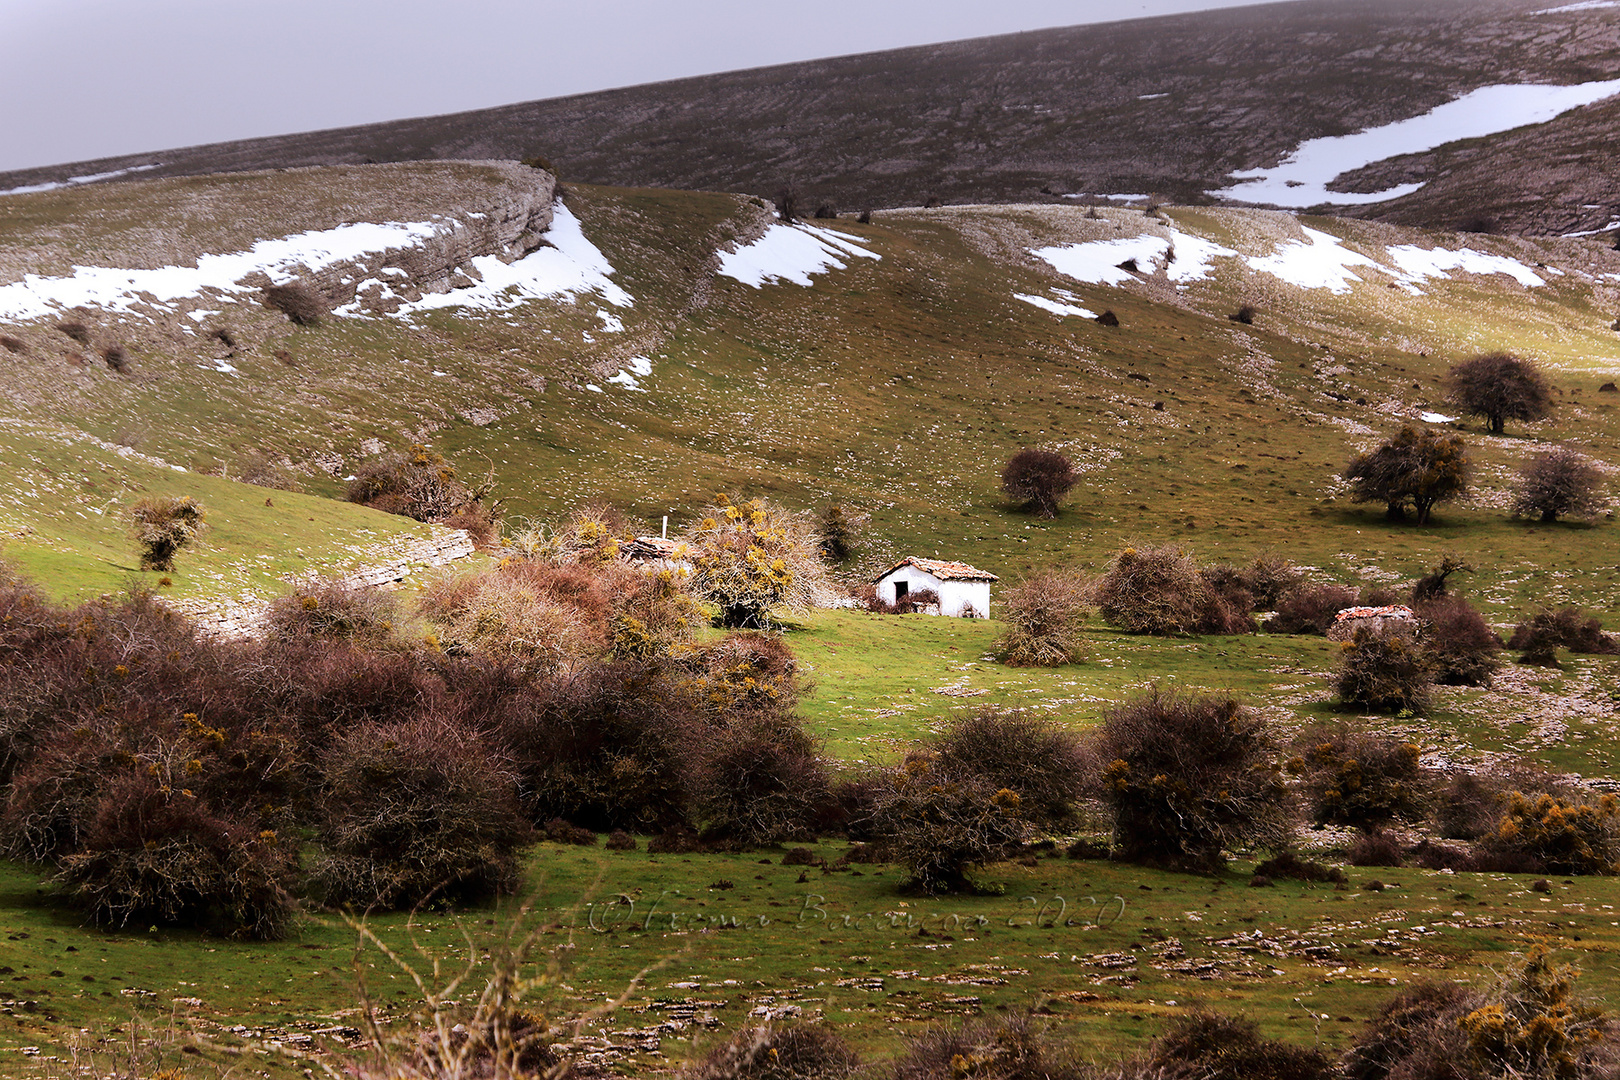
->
[1447, 351, 1552, 434]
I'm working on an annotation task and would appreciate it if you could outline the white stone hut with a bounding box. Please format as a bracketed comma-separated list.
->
[873, 557, 998, 618]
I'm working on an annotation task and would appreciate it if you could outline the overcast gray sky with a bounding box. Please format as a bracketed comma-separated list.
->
[0, 0, 1267, 174]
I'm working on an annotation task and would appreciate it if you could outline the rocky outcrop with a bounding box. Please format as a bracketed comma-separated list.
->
[240, 162, 556, 315]
[163, 528, 477, 639]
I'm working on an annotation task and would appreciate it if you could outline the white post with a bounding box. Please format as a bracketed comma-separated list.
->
[662, 515, 668, 539]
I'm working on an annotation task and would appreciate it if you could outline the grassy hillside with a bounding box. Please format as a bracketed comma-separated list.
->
[2, 170, 1619, 619]
[4, 0, 1620, 235]
[5, 167, 1620, 1075]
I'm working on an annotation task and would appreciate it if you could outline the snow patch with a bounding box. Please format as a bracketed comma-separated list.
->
[1032, 235, 1168, 285]
[1015, 293, 1098, 318]
[1385, 245, 1546, 292]
[384, 203, 631, 316]
[1216, 79, 1620, 208]
[1033, 227, 1237, 287]
[1420, 411, 1458, 423]
[717, 223, 880, 288]
[607, 355, 654, 391]
[0, 219, 446, 321]
[1165, 232, 1240, 283]
[0, 163, 161, 197]
[1245, 227, 1386, 293]
[1535, 0, 1619, 11]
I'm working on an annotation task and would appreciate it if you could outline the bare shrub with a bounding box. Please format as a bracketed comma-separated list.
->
[235, 449, 301, 491]
[543, 818, 597, 845]
[1349, 946, 1616, 1080]
[493, 661, 699, 832]
[422, 562, 611, 675]
[856, 209, 872, 224]
[1228, 305, 1257, 325]
[893, 1013, 1081, 1080]
[1333, 628, 1434, 713]
[604, 829, 637, 851]
[1146, 1010, 1333, 1080]
[1097, 689, 1293, 872]
[1447, 351, 1553, 434]
[101, 344, 129, 372]
[1512, 447, 1608, 522]
[265, 578, 398, 645]
[1348, 829, 1406, 867]
[1342, 979, 1479, 1080]
[1251, 851, 1346, 883]
[1093, 545, 1249, 635]
[1295, 724, 1428, 827]
[1266, 584, 1357, 634]
[1510, 607, 1619, 666]
[1416, 594, 1501, 686]
[1000, 448, 1077, 518]
[1200, 562, 1257, 615]
[56, 320, 90, 344]
[691, 711, 828, 846]
[686, 1024, 858, 1080]
[127, 494, 207, 571]
[868, 753, 1028, 894]
[53, 768, 297, 939]
[812, 203, 837, 219]
[1411, 555, 1472, 602]
[316, 715, 530, 910]
[441, 501, 503, 550]
[932, 707, 1090, 827]
[0, 334, 25, 354]
[1244, 553, 1302, 609]
[997, 570, 1089, 666]
[817, 503, 863, 562]
[1095, 309, 1119, 326]
[347, 443, 488, 525]
[264, 280, 327, 325]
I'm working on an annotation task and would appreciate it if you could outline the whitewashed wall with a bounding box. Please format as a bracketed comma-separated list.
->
[876, 566, 991, 618]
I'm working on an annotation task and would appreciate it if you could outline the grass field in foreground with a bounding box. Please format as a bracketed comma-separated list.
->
[6, 841, 1620, 1077]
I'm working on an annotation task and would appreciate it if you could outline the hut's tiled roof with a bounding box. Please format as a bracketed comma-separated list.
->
[875, 556, 999, 583]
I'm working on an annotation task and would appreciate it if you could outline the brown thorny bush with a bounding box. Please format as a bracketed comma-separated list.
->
[1092, 545, 1253, 636]
[1146, 1009, 1333, 1080]
[862, 709, 1090, 893]
[0, 552, 832, 934]
[346, 442, 498, 542]
[686, 1024, 859, 1080]
[419, 559, 699, 675]
[1266, 584, 1359, 635]
[867, 750, 1029, 895]
[1416, 594, 1503, 687]
[1290, 725, 1430, 828]
[265, 576, 401, 646]
[1333, 628, 1436, 714]
[127, 494, 208, 572]
[1344, 944, 1618, 1080]
[1097, 690, 1294, 872]
[997, 570, 1090, 666]
[315, 715, 532, 910]
[930, 707, 1091, 828]
[893, 1012, 1086, 1080]
[1510, 608, 1620, 666]
[0, 594, 303, 934]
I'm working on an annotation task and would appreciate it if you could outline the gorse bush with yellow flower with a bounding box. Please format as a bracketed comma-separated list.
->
[686, 495, 829, 628]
